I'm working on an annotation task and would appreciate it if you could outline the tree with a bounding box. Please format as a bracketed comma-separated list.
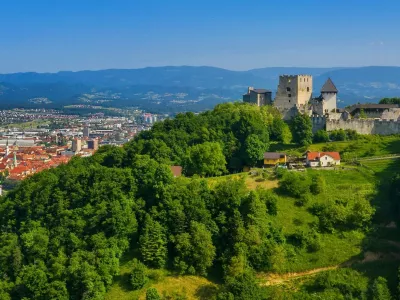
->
[359, 108, 367, 119]
[139, 216, 167, 268]
[185, 142, 227, 176]
[173, 221, 216, 276]
[224, 271, 263, 300]
[279, 172, 311, 198]
[290, 114, 313, 146]
[130, 259, 148, 290]
[146, 287, 161, 300]
[371, 277, 391, 300]
[379, 97, 400, 105]
[271, 118, 292, 144]
[310, 174, 326, 195]
[313, 130, 329, 143]
[243, 134, 268, 167]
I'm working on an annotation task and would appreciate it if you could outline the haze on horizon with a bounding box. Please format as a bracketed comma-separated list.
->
[1, 0, 399, 73]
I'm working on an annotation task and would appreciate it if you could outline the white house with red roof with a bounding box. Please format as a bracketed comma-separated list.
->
[306, 151, 340, 167]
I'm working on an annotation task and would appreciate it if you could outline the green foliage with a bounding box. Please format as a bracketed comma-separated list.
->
[371, 277, 391, 300]
[359, 108, 367, 119]
[173, 221, 216, 276]
[279, 171, 311, 198]
[313, 129, 329, 143]
[146, 287, 161, 300]
[130, 259, 148, 290]
[329, 129, 347, 141]
[126, 102, 274, 172]
[310, 197, 375, 233]
[379, 97, 400, 104]
[271, 118, 292, 144]
[243, 134, 268, 167]
[290, 114, 313, 146]
[312, 268, 369, 299]
[287, 229, 321, 252]
[223, 271, 263, 300]
[139, 215, 168, 268]
[185, 142, 227, 176]
[310, 174, 326, 195]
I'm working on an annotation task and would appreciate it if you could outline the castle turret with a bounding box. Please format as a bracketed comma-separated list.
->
[320, 78, 338, 113]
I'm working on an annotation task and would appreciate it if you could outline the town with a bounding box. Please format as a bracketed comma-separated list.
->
[0, 108, 168, 189]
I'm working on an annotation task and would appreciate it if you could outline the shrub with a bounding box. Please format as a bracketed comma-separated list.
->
[130, 259, 148, 290]
[295, 193, 311, 207]
[313, 268, 369, 299]
[279, 172, 311, 198]
[287, 230, 321, 252]
[146, 287, 161, 300]
[310, 174, 326, 195]
[313, 130, 330, 143]
[258, 190, 278, 216]
[371, 277, 391, 300]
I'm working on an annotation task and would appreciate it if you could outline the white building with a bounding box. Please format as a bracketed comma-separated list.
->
[306, 151, 341, 167]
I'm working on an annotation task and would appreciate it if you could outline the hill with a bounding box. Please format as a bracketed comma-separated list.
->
[1, 66, 400, 111]
[0, 102, 399, 299]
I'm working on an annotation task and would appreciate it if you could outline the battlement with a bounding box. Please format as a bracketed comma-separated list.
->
[280, 74, 312, 78]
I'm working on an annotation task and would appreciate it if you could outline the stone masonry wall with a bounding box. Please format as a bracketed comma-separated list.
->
[326, 119, 400, 135]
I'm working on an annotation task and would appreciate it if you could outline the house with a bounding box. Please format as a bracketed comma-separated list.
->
[306, 152, 340, 167]
[264, 152, 287, 166]
[170, 166, 182, 177]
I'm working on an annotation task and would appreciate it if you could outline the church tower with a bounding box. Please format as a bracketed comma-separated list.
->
[5, 139, 9, 157]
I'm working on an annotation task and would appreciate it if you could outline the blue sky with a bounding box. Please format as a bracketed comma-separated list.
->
[0, 0, 399, 73]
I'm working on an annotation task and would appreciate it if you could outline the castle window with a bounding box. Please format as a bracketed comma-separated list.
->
[289, 100, 291, 103]
[286, 87, 291, 92]
[288, 94, 291, 97]
[307, 87, 310, 92]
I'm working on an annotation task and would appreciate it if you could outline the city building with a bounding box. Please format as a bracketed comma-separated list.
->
[243, 87, 272, 106]
[72, 138, 82, 152]
[87, 139, 99, 150]
[83, 126, 90, 138]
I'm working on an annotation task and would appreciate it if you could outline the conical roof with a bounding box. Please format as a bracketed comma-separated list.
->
[321, 78, 338, 93]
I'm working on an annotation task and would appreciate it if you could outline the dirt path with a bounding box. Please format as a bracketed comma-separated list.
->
[259, 266, 338, 286]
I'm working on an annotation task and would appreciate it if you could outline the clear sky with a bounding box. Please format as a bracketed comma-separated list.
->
[1, 0, 399, 73]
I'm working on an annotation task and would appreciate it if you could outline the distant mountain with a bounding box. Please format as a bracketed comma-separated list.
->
[1, 66, 400, 112]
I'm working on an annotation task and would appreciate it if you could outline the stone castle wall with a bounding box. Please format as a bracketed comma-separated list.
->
[326, 119, 400, 135]
[311, 116, 327, 133]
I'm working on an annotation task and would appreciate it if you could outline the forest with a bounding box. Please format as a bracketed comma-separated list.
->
[0, 102, 399, 299]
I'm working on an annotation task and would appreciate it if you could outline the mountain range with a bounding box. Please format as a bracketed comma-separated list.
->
[1, 66, 400, 112]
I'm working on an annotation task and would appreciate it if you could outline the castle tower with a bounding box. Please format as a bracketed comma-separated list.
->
[320, 78, 338, 114]
[274, 75, 313, 119]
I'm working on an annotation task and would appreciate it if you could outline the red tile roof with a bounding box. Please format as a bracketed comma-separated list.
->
[306, 152, 340, 161]
[170, 166, 182, 177]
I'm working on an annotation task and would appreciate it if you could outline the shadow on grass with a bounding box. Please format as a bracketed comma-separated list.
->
[195, 284, 219, 300]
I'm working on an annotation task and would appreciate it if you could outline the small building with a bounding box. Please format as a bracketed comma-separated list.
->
[306, 152, 340, 167]
[243, 87, 272, 106]
[264, 152, 287, 166]
[170, 166, 182, 177]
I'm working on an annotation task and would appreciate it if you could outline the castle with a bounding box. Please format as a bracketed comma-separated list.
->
[243, 75, 400, 135]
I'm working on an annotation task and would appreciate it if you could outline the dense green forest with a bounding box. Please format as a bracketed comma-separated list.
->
[0, 102, 399, 299]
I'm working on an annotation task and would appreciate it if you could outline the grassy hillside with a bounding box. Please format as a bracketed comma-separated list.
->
[106, 155, 400, 299]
